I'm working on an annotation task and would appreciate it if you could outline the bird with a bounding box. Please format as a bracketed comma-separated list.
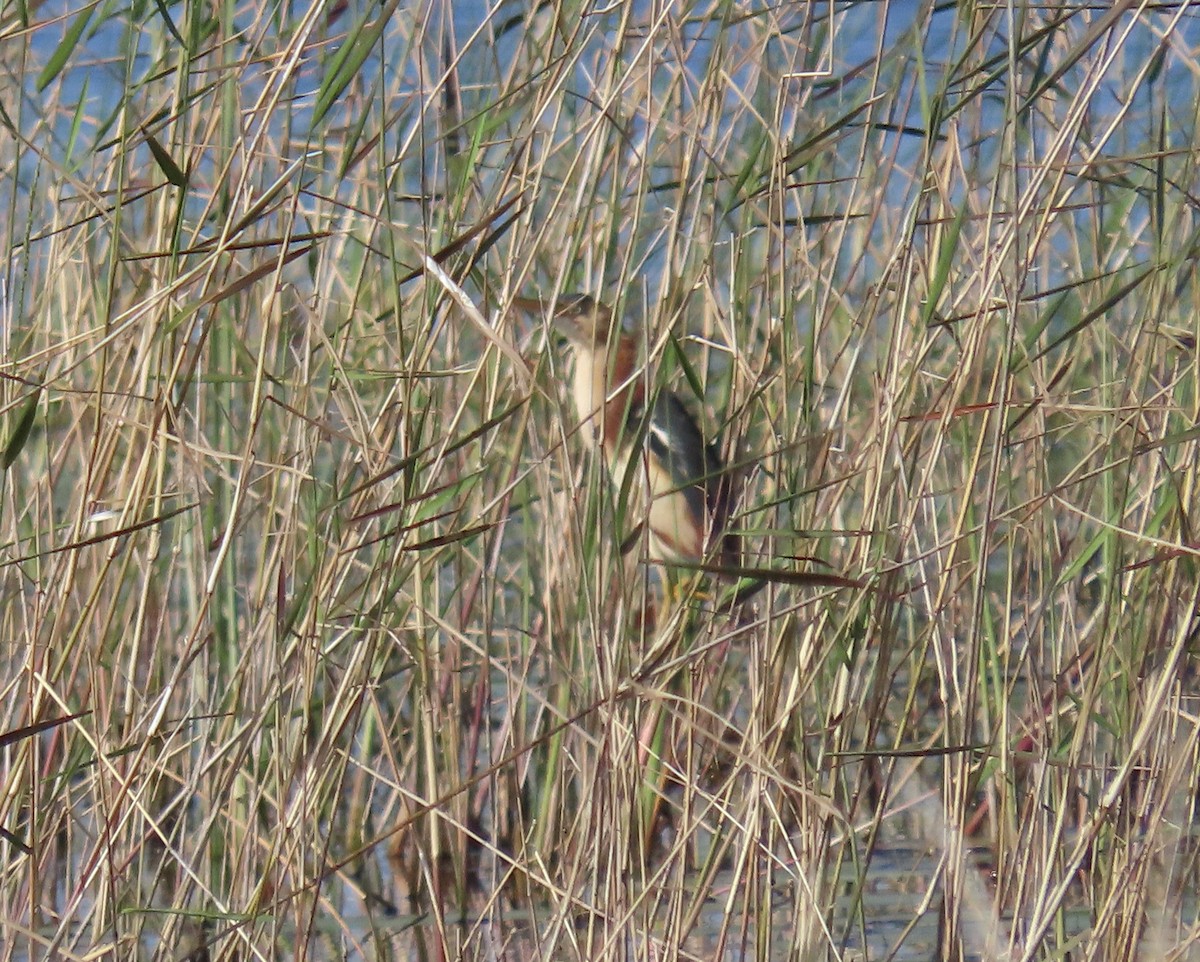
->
[513, 293, 734, 568]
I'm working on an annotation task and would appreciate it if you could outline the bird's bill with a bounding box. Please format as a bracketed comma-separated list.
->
[510, 295, 555, 315]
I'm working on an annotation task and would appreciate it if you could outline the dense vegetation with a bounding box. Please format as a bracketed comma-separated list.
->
[2, 2, 1198, 959]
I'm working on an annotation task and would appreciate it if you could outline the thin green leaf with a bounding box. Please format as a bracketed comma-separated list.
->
[921, 198, 969, 328]
[37, 5, 95, 92]
[64, 75, 89, 171]
[1034, 264, 1160, 361]
[142, 127, 188, 187]
[3, 389, 40, 470]
[2, 502, 196, 569]
[1019, 1, 1134, 115]
[0, 711, 90, 750]
[312, 0, 402, 128]
[150, 0, 186, 48]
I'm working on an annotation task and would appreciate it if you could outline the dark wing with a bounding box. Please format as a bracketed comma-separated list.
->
[646, 390, 740, 564]
[646, 391, 722, 522]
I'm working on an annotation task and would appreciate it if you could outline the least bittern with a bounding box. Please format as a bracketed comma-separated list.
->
[515, 293, 734, 568]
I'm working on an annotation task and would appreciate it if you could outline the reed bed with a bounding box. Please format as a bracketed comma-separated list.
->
[2, 1, 1199, 960]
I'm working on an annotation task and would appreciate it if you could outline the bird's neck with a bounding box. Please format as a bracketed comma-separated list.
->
[573, 338, 643, 460]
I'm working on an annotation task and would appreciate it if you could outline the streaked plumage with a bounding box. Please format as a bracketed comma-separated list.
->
[514, 293, 732, 566]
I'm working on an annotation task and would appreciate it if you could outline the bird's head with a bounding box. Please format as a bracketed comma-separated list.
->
[512, 293, 617, 350]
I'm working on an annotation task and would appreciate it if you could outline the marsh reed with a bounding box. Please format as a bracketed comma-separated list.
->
[2, 1, 1199, 959]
